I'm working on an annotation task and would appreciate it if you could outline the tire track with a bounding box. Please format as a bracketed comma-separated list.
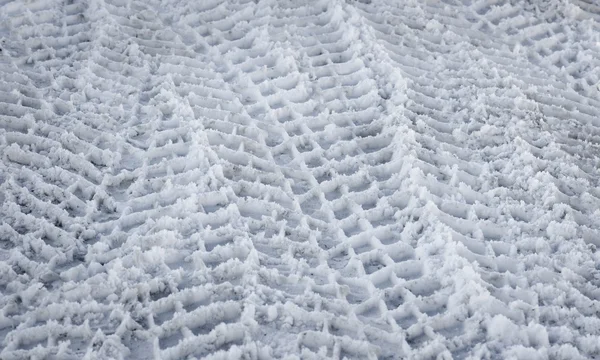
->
[1, 0, 599, 359]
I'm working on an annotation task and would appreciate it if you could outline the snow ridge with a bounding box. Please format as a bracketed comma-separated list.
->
[1, 0, 600, 359]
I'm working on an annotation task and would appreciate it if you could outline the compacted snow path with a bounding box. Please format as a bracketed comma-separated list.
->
[1, 0, 600, 358]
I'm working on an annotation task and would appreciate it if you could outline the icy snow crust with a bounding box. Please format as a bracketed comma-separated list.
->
[1, 0, 600, 358]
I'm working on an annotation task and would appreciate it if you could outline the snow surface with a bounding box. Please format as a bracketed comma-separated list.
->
[1, 0, 600, 358]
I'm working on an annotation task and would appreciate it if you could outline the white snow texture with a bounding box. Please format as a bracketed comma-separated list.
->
[1, 0, 600, 359]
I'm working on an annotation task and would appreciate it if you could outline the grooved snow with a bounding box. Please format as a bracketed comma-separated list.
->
[1, 0, 600, 359]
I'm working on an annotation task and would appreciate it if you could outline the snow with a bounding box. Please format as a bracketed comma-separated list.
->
[1, 0, 600, 358]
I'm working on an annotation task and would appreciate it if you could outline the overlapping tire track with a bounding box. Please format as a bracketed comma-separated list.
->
[1, 0, 599, 359]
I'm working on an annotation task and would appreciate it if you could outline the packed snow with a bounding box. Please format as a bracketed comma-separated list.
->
[1, 0, 600, 359]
